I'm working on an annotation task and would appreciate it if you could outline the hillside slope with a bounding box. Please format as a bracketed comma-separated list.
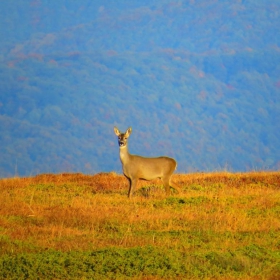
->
[0, 171, 279, 279]
[0, 0, 279, 177]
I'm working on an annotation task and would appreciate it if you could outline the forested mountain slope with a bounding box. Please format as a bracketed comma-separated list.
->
[0, 0, 279, 177]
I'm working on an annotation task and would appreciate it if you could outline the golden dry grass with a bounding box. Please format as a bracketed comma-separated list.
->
[0, 171, 279, 249]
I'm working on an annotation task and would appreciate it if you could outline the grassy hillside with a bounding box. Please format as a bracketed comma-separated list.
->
[0, 172, 279, 279]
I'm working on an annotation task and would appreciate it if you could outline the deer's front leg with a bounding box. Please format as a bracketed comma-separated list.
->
[128, 178, 137, 198]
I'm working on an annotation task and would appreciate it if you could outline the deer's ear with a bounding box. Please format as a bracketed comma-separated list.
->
[114, 127, 120, 136]
[125, 127, 132, 137]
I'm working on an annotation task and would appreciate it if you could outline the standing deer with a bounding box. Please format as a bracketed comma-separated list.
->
[114, 127, 179, 198]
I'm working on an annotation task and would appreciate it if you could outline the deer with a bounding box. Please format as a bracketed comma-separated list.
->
[114, 127, 179, 198]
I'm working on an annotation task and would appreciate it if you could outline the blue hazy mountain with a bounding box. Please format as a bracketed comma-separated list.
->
[0, 0, 279, 177]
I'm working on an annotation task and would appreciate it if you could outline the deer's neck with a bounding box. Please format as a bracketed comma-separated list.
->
[119, 145, 131, 165]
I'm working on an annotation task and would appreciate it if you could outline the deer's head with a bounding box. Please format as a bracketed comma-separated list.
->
[114, 127, 132, 147]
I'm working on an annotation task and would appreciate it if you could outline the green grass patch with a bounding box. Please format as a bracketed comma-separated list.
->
[0, 245, 279, 279]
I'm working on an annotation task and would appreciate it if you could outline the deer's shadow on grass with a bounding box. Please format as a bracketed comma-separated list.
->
[136, 185, 180, 198]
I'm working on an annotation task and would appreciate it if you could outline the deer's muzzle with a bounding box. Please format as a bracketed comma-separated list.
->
[118, 140, 125, 147]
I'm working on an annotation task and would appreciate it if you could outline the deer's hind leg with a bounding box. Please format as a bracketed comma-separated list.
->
[170, 181, 180, 194]
[162, 176, 171, 196]
[162, 175, 180, 195]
